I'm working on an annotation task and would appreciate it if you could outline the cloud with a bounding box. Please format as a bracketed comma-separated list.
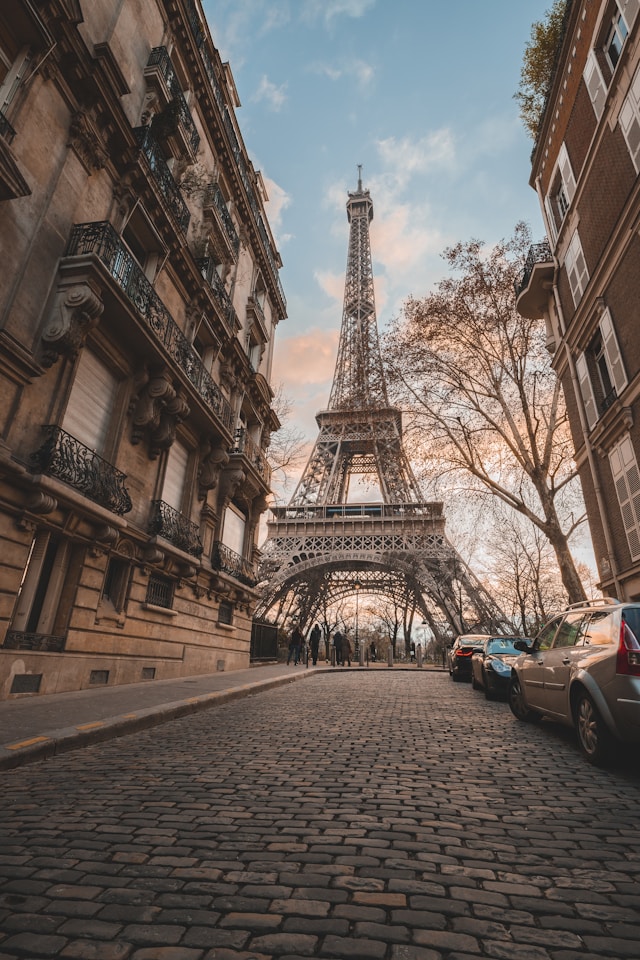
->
[262, 175, 292, 244]
[314, 269, 344, 303]
[272, 328, 339, 386]
[302, 0, 376, 25]
[309, 57, 375, 91]
[253, 74, 288, 111]
[375, 130, 457, 190]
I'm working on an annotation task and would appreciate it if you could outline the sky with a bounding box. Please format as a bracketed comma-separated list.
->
[202, 0, 551, 503]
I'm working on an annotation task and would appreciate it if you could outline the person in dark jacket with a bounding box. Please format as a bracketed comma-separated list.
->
[287, 624, 303, 665]
[309, 623, 321, 665]
[333, 630, 344, 666]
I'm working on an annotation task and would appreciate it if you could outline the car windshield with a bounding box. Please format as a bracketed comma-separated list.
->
[486, 638, 523, 656]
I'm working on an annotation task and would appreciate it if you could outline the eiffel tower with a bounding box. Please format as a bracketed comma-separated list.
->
[256, 170, 507, 643]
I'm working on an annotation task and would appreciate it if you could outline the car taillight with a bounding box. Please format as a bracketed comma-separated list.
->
[456, 649, 473, 657]
[616, 620, 640, 676]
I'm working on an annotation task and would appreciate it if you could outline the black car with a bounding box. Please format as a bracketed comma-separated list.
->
[447, 634, 487, 682]
[471, 636, 529, 700]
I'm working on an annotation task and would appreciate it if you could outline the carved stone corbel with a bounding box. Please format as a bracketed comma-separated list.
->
[68, 110, 108, 173]
[218, 465, 246, 510]
[130, 367, 191, 459]
[41, 282, 104, 368]
[198, 436, 230, 500]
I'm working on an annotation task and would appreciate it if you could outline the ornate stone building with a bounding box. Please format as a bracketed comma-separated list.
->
[0, 0, 286, 697]
[517, 0, 640, 601]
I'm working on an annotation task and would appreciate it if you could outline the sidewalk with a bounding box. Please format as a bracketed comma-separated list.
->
[0, 661, 324, 771]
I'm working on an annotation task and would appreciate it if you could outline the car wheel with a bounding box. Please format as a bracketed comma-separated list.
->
[483, 672, 495, 701]
[574, 691, 613, 765]
[508, 675, 540, 723]
[452, 671, 461, 682]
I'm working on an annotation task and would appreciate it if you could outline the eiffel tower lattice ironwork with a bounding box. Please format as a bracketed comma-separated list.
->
[256, 171, 507, 641]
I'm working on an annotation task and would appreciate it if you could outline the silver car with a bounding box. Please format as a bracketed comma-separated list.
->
[508, 599, 640, 764]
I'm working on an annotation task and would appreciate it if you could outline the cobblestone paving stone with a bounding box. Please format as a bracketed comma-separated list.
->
[1, 671, 640, 960]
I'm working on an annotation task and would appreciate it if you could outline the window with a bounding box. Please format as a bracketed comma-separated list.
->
[565, 230, 589, 306]
[546, 143, 577, 241]
[619, 64, 640, 171]
[10, 532, 80, 640]
[161, 441, 189, 512]
[63, 350, 118, 456]
[536, 618, 562, 651]
[576, 307, 627, 429]
[121, 205, 165, 280]
[609, 435, 640, 560]
[605, 7, 629, 71]
[101, 558, 130, 614]
[552, 613, 585, 648]
[218, 600, 234, 625]
[145, 574, 174, 609]
[222, 504, 246, 555]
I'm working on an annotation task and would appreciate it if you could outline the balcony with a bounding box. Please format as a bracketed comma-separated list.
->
[134, 126, 190, 233]
[515, 240, 554, 320]
[0, 110, 31, 200]
[196, 257, 240, 332]
[230, 428, 271, 484]
[149, 500, 203, 557]
[211, 541, 257, 586]
[29, 425, 133, 515]
[65, 222, 235, 431]
[146, 47, 200, 160]
[246, 295, 268, 341]
[202, 182, 240, 261]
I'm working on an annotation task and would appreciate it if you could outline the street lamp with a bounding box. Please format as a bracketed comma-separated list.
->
[354, 581, 361, 658]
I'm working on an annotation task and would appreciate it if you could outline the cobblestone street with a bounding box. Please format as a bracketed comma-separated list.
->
[2, 670, 640, 960]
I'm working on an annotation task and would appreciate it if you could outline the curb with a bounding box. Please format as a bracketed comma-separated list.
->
[0, 668, 324, 772]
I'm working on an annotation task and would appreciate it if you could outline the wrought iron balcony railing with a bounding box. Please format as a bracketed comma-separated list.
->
[149, 500, 203, 557]
[211, 540, 257, 586]
[146, 47, 200, 156]
[196, 257, 240, 331]
[29, 425, 132, 515]
[66, 222, 234, 431]
[0, 110, 16, 144]
[203, 182, 240, 256]
[231, 428, 271, 483]
[515, 240, 553, 299]
[133, 126, 190, 233]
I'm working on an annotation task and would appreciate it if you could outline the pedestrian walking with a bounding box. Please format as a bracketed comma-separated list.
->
[309, 623, 321, 665]
[342, 634, 352, 667]
[287, 624, 303, 665]
[333, 629, 344, 666]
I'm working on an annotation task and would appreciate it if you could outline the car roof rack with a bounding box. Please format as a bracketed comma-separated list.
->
[565, 597, 621, 609]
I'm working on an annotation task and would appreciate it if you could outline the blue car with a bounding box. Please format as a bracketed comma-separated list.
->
[471, 636, 529, 700]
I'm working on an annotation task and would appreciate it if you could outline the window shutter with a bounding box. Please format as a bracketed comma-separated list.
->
[162, 442, 189, 511]
[620, 97, 640, 170]
[565, 231, 589, 306]
[600, 307, 628, 395]
[62, 350, 117, 454]
[619, 0, 640, 30]
[558, 143, 576, 203]
[609, 436, 640, 560]
[584, 50, 607, 120]
[575, 352, 598, 430]
[544, 195, 558, 245]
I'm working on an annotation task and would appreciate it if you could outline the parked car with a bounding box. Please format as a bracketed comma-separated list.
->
[448, 634, 487, 682]
[508, 599, 640, 764]
[471, 636, 528, 700]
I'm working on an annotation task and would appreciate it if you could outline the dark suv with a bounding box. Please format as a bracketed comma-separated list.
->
[508, 599, 640, 764]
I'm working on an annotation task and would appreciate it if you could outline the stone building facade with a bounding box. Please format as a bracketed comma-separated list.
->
[517, 0, 640, 601]
[0, 0, 286, 697]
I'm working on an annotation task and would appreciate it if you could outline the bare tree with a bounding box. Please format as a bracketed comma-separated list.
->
[266, 384, 307, 501]
[385, 223, 587, 605]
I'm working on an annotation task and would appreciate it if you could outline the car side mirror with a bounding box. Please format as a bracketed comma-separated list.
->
[513, 639, 531, 652]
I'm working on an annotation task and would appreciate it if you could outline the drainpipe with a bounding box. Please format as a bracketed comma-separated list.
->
[535, 178, 623, 598]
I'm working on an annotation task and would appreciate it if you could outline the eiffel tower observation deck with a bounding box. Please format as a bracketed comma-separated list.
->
[256, 171, 506, 642]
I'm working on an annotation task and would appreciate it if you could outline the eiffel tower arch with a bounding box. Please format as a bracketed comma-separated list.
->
[256, 171, 508, 643]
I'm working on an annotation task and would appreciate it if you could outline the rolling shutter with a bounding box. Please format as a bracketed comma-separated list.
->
[62, 350, 116, 453]
[162, 441, 189, 511]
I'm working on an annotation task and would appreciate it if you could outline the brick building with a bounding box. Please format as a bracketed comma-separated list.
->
[0, 0, 286, 697]
[517, 0, 640, 600]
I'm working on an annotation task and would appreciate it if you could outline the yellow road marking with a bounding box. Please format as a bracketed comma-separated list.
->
[5, 736, 50, 750]
[76, 721, 104, 730]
